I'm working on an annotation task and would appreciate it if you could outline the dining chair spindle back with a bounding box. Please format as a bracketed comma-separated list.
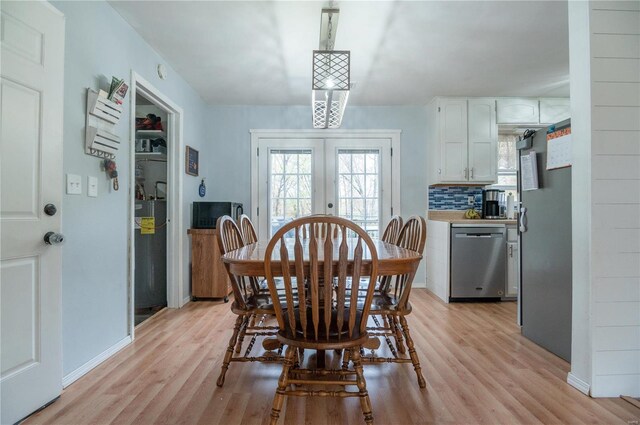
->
[264, 215, 379, 425]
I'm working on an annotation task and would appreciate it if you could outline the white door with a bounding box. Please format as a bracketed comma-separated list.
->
[1, 2, 65, 423]
[256, 138, 392, 239]
[256, 139, 325, 241]
[325, 139, 392, 238]
[439, 98, 468, 182]
[468, 98, 497, 183]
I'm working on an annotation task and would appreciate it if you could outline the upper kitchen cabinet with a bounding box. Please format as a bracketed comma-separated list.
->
[439, 98, 468, 182]
[539, 98, 571, 124]
[468, 98, 498, 183]
[427, 97, 497, 185]
[496, 98, 539, 124]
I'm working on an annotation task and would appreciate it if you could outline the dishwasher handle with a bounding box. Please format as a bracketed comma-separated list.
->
[455, 233, 501, 238]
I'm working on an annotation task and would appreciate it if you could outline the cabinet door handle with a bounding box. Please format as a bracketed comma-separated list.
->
[464, 168, 468, 179]
[509, 245, 513, 257]
[470, 167, 474, 179]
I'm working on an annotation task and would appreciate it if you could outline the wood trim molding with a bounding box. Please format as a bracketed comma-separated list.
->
[567, 372, 591, 396]
[62, 336, 132, 389]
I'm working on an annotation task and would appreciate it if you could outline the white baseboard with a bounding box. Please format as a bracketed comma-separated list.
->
[62, 335, 132, 388]
[567, 372, 591, 396]
[182, 295, 191, 307]
[413, 281, 427, 289]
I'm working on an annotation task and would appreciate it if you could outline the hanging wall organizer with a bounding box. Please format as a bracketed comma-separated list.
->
[85, 88, 122, 159]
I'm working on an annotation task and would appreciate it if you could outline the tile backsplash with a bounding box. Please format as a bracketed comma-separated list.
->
[429, 186, 483, 210]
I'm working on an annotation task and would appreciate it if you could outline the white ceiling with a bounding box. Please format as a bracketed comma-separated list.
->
[110, 1, 570, 106]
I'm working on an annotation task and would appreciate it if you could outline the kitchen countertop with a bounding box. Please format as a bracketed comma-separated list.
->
[428, 210, 517, 225]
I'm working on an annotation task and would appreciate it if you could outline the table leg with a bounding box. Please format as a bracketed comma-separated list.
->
[316, 349, 326, 369]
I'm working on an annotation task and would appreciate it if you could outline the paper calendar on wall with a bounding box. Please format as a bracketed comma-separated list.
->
[546, 127, 572, 170]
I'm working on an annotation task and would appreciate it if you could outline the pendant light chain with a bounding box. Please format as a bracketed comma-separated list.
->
[327, 14, 334, 51]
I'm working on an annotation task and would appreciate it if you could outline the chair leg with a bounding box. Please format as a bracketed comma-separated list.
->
[399, 316, 426, 389]
[235, 315, 249, 353]
[390, 314, 406, 354]
[351, 348, 374, 425]
[341, 348, 351, 370]
[216, 315, 244, 387]
[270, 346, 296, 425]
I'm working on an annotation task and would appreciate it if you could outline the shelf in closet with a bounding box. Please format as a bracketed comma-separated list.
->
[136, 129, 166, 139]
[135, 152, 167, 161]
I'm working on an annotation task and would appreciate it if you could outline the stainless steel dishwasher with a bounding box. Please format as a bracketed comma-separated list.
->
[450, 224, 506, 300]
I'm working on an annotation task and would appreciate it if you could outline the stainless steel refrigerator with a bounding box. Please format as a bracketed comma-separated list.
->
[518, 119, 572, 361]
[135, 200, 167, 309]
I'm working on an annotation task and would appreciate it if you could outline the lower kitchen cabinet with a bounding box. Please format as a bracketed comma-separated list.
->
[187, 228, 232, 301]
[506, 241, 519, 297]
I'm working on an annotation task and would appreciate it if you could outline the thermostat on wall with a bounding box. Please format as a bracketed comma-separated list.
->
[157, 64, 167, 80]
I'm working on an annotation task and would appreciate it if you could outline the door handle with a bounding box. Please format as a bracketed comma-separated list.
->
[519, 207, 527, 233]
[44, 203, 57, 216]
[327, 203, 334, 209]
[44, 232, 65, 245]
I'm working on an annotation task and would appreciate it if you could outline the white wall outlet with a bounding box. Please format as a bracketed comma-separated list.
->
[66, 174, 82, 195]
[87, 176, 98, 197]
[467, 195, 475, 206]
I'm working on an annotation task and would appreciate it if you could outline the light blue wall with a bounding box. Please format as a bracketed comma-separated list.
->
[204, 105, 429, 282]
[52, 1, 209, 375]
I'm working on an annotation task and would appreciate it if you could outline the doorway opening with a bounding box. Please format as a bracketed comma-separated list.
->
[133, 91, 168, 326]
[251, 130, 401, 241]
[129, 72, 185, 336]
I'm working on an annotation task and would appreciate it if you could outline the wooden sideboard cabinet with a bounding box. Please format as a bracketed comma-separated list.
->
[187, 229, 232, 302]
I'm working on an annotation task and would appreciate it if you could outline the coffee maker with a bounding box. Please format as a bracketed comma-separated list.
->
[482, 189, 505, 219]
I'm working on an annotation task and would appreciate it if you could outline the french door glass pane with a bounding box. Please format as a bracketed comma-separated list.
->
[269, 149, 312, 236]
[336, 149, 381, 237]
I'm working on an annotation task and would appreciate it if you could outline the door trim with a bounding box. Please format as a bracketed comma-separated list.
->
[250, 129, 401, 235]
[128, 72, 185, 340]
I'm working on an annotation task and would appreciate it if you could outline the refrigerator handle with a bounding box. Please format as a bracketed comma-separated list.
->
[519, 206, 527, 233]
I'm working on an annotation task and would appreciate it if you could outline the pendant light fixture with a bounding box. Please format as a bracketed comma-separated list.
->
[312, 8, 350, 129]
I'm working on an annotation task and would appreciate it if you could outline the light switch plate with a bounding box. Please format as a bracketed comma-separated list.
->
[87, 176, 98, 197]
[467, 195, 475, 206]
[66, 174, 82, 195]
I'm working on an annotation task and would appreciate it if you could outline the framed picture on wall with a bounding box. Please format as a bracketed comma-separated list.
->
[186, 146, 199, 176]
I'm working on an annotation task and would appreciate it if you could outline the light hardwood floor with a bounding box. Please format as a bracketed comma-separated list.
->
[27, 290, 640, 424]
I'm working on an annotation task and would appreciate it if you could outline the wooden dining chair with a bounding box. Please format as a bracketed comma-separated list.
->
[215, 215, 281, 387]
[381, 215, 403, 244]
[264, 216, 379, 425]
[354, 215, 428, 389]
[237, 213, 258, 245]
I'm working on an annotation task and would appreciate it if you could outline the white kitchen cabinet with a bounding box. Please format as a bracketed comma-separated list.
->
[468, 98, 498, 183]
[539, 98, 571, 124]
[506, 241, 519, 297]
[439, 99, 468, 182]
[496, 98, 540, 124]
[427, 97, 497, 185]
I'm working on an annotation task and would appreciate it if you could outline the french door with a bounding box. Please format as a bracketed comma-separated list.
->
[255, 137, 393, 240]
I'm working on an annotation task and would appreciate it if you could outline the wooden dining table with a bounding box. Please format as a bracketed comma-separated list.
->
[221, 237, 423, 368]
[222, 237, 422, 278]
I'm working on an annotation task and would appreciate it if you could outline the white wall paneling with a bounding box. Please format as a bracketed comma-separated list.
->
[568, 0, 640, 397]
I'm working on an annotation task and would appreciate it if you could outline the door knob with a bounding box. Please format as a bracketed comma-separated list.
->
[327, 203, 334, 208]
[44, 232, 65, 245]
[44, 204, 57, 216]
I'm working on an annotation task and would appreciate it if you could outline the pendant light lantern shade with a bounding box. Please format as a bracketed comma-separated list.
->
[312, 50, 350, 129]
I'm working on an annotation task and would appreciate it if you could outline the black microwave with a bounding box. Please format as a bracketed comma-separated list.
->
[192, 202, 243, 229]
